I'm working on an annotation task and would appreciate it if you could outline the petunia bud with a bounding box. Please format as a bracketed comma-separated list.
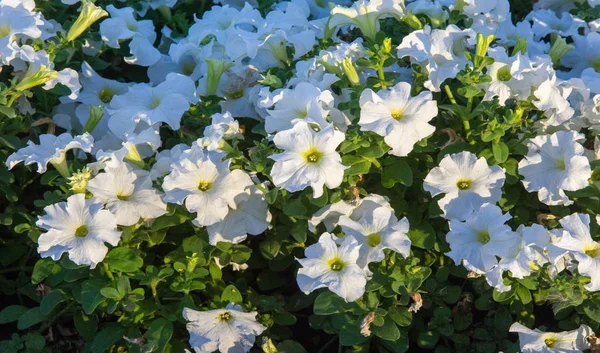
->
[83, 105, 104, 134]
[205, 59, 234, 96]
[341, 57, 360, 87]
[67, 0, 108, 42]
[15, 65, 58, 92]
[549, 34, 574, 65]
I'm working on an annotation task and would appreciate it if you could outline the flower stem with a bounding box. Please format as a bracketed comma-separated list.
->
[102, 262, 115, 281]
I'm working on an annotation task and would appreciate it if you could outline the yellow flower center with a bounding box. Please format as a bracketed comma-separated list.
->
[219, 312, 232, 322]
[592, 58, 600, 73]
[99, 88, 115, 103]
[496, 66, 512, 82]
[75, 225, 89, 238]
[328, 257, 345, 272]
[544, 335, 557, 348]
[367, 233, 382, 247]
[303, 147, 322, 164]
[151, 97, 162, 109]
[116, 192, 130, 201]
[297, 109, 308, 119]
[477, 231, 490, 244]
[228, 90, 244, 100]
[0, 24, 11, 38]
[182, 63, 197, 76]
[198, 181, 212, 192]
[585, 245, 600, 258]
[555, 159, 566, 171]
[456, 179, 472, 190]
[391, 109, 404, 121]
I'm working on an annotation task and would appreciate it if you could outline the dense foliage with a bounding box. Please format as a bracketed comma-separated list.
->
[3, 0, 600, 352]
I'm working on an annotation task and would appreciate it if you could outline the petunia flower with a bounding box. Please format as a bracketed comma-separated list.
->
[296, 232, 368, 302]
[183, 303, 266, 353]
[162, 147, 254, 227]
[328, 0, 405, 41]
[35, 194, 121, 268]
[269, 121, 347, 198]
[358, 81, 437, 156]
[338, 206, 411, 268]
[0, 0, 42, 65]
[309, 194, 392, 232]
[445, 204, 515, 273]
[552, 213, 600, 292]
[509, 322, 592, 353]
[518, 131, 591, 206]
[423, 151, 506, 220]
[87, 161, 167, 226]
[6, 132, 94, 176]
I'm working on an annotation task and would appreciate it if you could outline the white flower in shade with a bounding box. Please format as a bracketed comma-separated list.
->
[296, 233, 368, 302]
[183, 303, 266, 353]
[338, 206, 410, 268]
[206, 185, 271, 245]
[75, 61, 131, 106]
[309, 194, 392, 232]
[149, 143, 189, 180]
[358, 82, 437, 156]
[35, 194, 121, 268]
[264, 82, 334, 134]
[509, 322, 592, 353]
[518, 131, 591, 206]
[527, 9, 586, 39]
[269, 122, 346, 198]
[562, 32, 600, 77]
[496, 224, 551, 279]
[423, 151, 506, 220]
[202, 112, 242, 151]
[87, 162, 167, 226]
[6, 133, 94, 175]
[162, 147, 254, 227]
[99, 5, 160, 66]
[553, 213, 600, 292]
[445, 204, 515, 273]
[107, 73, 197, 138]
[328, 0, 405, 41]
[0, 0, 42, 64]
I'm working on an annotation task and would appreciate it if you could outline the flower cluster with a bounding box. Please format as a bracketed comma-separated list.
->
[5, 0, 600, 352]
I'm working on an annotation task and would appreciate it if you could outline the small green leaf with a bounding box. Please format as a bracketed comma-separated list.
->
[40, 290, 67, 316]
[17, 307, 45, 330]
[382, 160, 413, 188]
[492, 142, 509, 164]
[100, 287, 122, 299]
[91, 325, 125, 353]
[74, 311, 98, 340]
[31, 258, 58, 284]
[0, 305, 28, 324]
[146, 318, 173, 353]
[104, 248, 143, 272]
[407, 223, 436, 249]
[221, 284, 243, 304]
[313, 291, 357, 315]
[278, 340, 308, 353]
[81, 279, 108, 314]
[372, 316, 400, 341]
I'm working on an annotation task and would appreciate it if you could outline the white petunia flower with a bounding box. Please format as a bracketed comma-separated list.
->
[206, 185, 271, 245]
[509, 322, 592, 353]
[269, 121, 346, 198]
[149, 143, 189, 180]
[423, 151, 506, 220]
[0, 0, 42, 65]
[359, 82, 437, 156]
[162, 147, 254, 227]
[6, 133, 93, 175]
[328, 0, 405, 41]
[527, 9, 586, 39]
[561, 32, 600, 77]
[553, 213, 600, 292]
[75, 61, 131, 106]
[87, 162, 167, 226]
[183, 303, 266, 353]
[264, 82, 334, 134]
[36, 194, 121, 268]
[202, 111, 242, 151]
[518, 131, 591, 206]
[99, 5, 161, 66]
[309, 194, 392, 232]
[296, 232, 368, 302]
[107, 73, 197, 138]
[445, 204, 515, 273]
[496, 224, 551, 279]
[338, 206, 411, 268]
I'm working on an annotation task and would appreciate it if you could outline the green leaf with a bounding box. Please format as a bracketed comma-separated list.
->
[372, 316, 400, 341]
[0, 305, 28, 324]
[100, 287, 122, 300]
[40, 290, 67, 316]
[260, 239, 281, 260]
[492, 287, 516, 303]
[407, 223, 436, 249]
[516, 286, 532, 304]
[31, 258, 58, 284]
[81, 279, 108, 314]
[24, 333, 45, 352]
[313, 291, 357, 315]
[492, 142, 509, 164]
[344, 160, 371, 176]
[17, 307, 45, 330]
[356, 144, 389, 158]
[221, 285, 243, 304]
[104, 248, 144, 272]
[417, 330, 439, 349]
[283, 199, 307, 217]
[583, 300, 600, 323]
[382, 160, 413, 188]
[388, 306, 412, 327]
[151, 213, 188, 232]
[74, 311, 97, 340]
[277, 340, 308, 353]
[146, 318, 173, 353]
[91, 325, 125, 353]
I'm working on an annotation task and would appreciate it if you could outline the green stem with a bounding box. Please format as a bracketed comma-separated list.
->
[102, 262, 115, 281]
[444, 85, 458, 105]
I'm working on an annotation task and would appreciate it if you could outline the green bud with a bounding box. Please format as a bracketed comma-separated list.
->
[259, 72, 283, 89]
[512, 36, 528, 56]
[205, 58, 234, 96]
[15, 65, 58, 92]
[341, 57, 360, 87]
[402, 12, 423, 30]
[50, 157, 71, 178]
[476, 33, 495, 58]
[261, 338, 278, 353]
[83, 104, 104, 133]
[549, 34, 574, 65]
[157, 5, 172, 22]
[67, 0, 108, 42]
[125, 144, 145, 169]
[381, 37, 392, 55]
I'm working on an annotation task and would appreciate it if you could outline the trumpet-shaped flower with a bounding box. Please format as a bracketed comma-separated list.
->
[6, 132, 94, 175]
[338, 206, 411, 268]
[296, 233, 368, 302]
[162, 148, 254, 227]
[509, 322, 592, 353]
[328, 0, 405, 41]
[36, 194, 121, 268]
[518, 131, 591, 206]
[358, 82, 437, 156]
[0, 0, 42, 64]
[496, 224, 551, 280]
[553, 213, 600, 292]
[423, 151, 506, 220]
[87, 162, 167, 226]
[206, 185, 271, 245]
[446, 204, 515, 273]
[269, 121, 346, 198]
[183, 303, 266, 353]
[309, 194, 392, 232]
